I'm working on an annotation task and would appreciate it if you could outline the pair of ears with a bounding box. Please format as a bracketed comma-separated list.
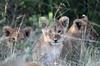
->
[39, 16, 69, 27]
[3, 26, 32, 37]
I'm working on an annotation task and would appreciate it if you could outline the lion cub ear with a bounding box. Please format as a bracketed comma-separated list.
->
[3, 26, 13, 36]
[81, 14, 88, 21]
[23, 26, 32, 38]
[39, 17, 48, 28]
[59, 16, 69, 27]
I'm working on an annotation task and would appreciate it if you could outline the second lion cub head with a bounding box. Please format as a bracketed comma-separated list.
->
[68, 15, 99, 40]
[40, 16, 69, 45]
[3, 26, 32, 43]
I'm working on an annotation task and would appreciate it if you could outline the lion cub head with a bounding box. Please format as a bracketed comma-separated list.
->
[68, 15, 98, 40]
[40, 16, 69, 45]
[3, 26, 32, 43]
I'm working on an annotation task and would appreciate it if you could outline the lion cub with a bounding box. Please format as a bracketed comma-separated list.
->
[2, 26, 32, 48]
[61, 15, 99, 64]
[32, 16, 69, 66]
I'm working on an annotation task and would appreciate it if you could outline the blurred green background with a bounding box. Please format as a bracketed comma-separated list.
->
[0, 0, 100, 33]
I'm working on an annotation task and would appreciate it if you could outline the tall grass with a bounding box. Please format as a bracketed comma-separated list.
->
[0, 17, 100, 66]
[0, 0, 100, 66]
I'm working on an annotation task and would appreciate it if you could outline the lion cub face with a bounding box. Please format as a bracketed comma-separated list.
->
[68, 15, 98, 39]
[37, 16, 69, 65]
[42, 17, 69, 45]
[3, 26, 32, 43]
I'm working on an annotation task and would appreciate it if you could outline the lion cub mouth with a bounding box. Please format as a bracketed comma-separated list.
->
[53, 42, 58, 43]
[51, 41, 61, 45]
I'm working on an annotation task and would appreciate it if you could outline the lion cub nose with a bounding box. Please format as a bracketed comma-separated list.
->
[54, 39, 58, 43]
[96, 34, 99, 37]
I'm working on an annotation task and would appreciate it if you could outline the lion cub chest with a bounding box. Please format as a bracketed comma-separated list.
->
[40, 44, 63, 62]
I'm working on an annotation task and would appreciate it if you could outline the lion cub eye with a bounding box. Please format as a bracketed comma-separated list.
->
[58, 30, 62, 33]
[49, 30, 52, 33]
[90, 29, 92, 31]
[12, 38, 15, 40]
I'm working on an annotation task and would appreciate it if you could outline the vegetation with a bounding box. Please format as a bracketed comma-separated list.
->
[0, 0, 100, 66]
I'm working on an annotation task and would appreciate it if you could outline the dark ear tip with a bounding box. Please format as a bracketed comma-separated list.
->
[59, 16, 69, 21]
[39, 17, 47, 23]
[82, 14, 86, 17]
[73, 19, 79, 23]
[24, 26, 32, 38]
[27, 26, 32, 29]
[3, 26, 12, 36]
[24, 26, 32, 30]
[81, 14, 88, 20]
[3, 26, 10, 29]
[3, 26, 11, 32]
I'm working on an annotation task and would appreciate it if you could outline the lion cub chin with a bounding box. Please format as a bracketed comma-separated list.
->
[32, 16, 69, 66]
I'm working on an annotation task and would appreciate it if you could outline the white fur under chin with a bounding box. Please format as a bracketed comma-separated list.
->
[51, 42, 61, 46]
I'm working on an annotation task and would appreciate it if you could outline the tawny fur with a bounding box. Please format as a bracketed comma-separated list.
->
[2, 26, 32, 48]
[60, 15, 98, 64]
[32, 16, 69, 66]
